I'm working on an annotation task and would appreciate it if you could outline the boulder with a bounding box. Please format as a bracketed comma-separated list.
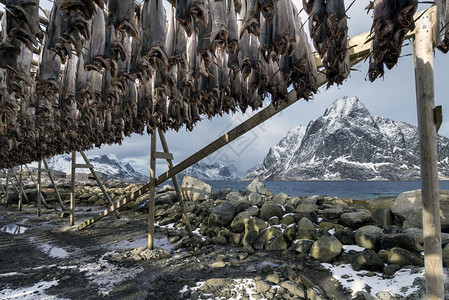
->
[273, 193, 288, 205]
[155, 191, 178, 206]
[403, 228, 449, 245]
[255, 280, 270, 293]
[443, 244, 449, 267]
[371, 208, 393, 229]
[284, 224, 297, 242]
[213, 188, 232, 200]
[296, 217, 319, 240]
[340, 211, 372, 229]
[355, 225, 383, 250]
[309, 236, 342, 262]
[387, 247, 424, 267]
[391, 190, 449, 230]
[334, 228, 356, 245]
[181, 176, 212, 201]
[230, 208, 258, 233]
[248, 192, 262, 206]
[226, 191, 245, 202]
[242, 230, 258, 246]
[379, 233, 422, 253]
[257, 226, 283, 246]
[280, 281, 305, 298]
[208, 201, 236, 227]
[234, 198, 252, 214]
[244, 217, 269, 233]
[351, 250, 384, 272]
[292, 239, 314, 254]
[266, 235, 288, 251]
[259, 201, 284, 221]
[245, 179, 268, 196]
[211, 236, 227, 245]
[296, 203, 318, 214]
[280, 214, 295, 226]
[321, 208, 344, 220]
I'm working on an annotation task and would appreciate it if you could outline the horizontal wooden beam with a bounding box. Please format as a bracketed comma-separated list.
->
[154, 151, 174, 160]
[74, 164, 93, 169]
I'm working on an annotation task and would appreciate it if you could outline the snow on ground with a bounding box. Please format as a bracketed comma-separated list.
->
[342, 245, 365, 252]
[322, 263, 423, 298]
[0, 279, 66, 300]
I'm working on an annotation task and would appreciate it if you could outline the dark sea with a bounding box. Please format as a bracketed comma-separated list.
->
[203, 180, 449, 200]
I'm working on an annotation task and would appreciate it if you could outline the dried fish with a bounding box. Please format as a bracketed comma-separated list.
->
[308, 0, 327, 57]
[436, 0, 449, 53]
[240, 0, 260, 37]
[372, 0, 394, 46]
[227, 0, 239, 55]
[273, 0, 294, 56]
[85, 7, 108, 72]
[175, 0, 194, 37]
[4, 0, 41, 50]
[210, 0, 228, 49]
[190, 0, 209, 27]
[109, 0, 139, 40]
[260, 0, 277, 24]
[146, 0, 168, 69]
[238, 29, 252, 79]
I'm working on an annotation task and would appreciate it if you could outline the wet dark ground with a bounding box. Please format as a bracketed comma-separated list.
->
[0, 204, 349, 300]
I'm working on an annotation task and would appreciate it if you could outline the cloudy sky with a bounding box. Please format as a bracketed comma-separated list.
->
[36, 1, 449, 176]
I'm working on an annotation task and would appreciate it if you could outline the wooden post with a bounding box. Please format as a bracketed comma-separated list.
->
[70, 151, 76, 226]
[79, 151, 121, 219]
[42, 160, 66, 211]
[18, 165, 22, 211]
[10, 168, 30, 204]
[37, 161, 41, 217]
[158, 129, 193, 236]
[24, 165, 49, 209]
[5, 169, 9, 207]
[414, 9, 444, 300]
[148, 132, 157, 250]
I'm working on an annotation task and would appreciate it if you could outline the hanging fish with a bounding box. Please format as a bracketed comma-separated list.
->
[36, 39, 62, 99]
[240, 0, 260, 37]
[436, 0, 449, 53]
[210, 0, 228, 49]
[47, 0, 71, 63]
[109, 0, 139, 40]
[368, 44, 384, 82]
[238, 30, 252, 79]
[190, 0, 209, 27]
[259, 0, 277, 24]
[396, 0, 417, 29]
[176, 0, 195, 37]
[85, 7, 108, 72]
[60, 0, 104, 20]
[61, 54, 79, 103]
[260, 17, 274, 60]
[146, 0, 168, 69]
[372, 0, 394, 46]
[227, 0, 239, 55]
[325, 0, 347, 39]
[308, 0, 327, 57]
[272, 0, 294, 56]
[197, 7, 214, 70]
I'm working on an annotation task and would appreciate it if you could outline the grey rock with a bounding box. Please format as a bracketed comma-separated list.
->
[266, 235, 288, 251]
[242, 230, 258, 247]
[309, 236, 342, 262]
[211, 236, 227, 245]
[266, 273, 280, 284]
[307, 287, 326, 300]
[204, 278, 232, 287]
[340, 211, 372, 229]
[257, 226, 283, 246]
[355, 225, 383, 250]
[259, 201, 284, 221]
[246, 179, 268, 196]
[255, 280, 270, 293]
[296, 203, 318, 213]
[296, 217, 319, 240]
[351, 250, 384, 271]
[321, 208, 344, 220]
[209, 201, 236, 227]
[280, 214, 295, 226]
[230, 210, 258, 233]
[248, 192, 262, 206]
[280, 281, 305, 298]
[244, 217, 269, 233]
[403, 228, 449, 245]
[444, 244, 449, 267]
[181, 176, 212, 201]
[387, 247, 424, 267]
[371, 208, 393, 229]
[379, 233, 422, 253]
[334, 228, 356, 245]
[273, 193, 288, 205]
[383, 264, 402, 276]
[292, 239, 314, 254]
[234, 198, 252, 214]
[283, 224, 297, 242]
[226, 191, 245, 202]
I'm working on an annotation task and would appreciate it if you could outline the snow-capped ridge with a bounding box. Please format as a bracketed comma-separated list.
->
[178, 162, 242, 180]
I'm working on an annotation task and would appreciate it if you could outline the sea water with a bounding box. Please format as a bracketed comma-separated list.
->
[203, 180, 449, 200]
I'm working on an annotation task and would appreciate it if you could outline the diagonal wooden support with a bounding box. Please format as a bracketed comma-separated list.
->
[23, 164, 50, 211]
[158, 128, 193, 237]
[77, 30, 372, 230]
[148, 132, 157, 249]
[42, 160, 66, 211]
[79, 151, 121, 220]
[70, 151, 76, 226]
[8, 168, 30, 205]
[4, 169, 8, 207]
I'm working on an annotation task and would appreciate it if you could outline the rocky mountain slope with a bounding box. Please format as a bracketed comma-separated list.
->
[245, 96, 449, 180]
[37, 154, 147, 181]
[178, 162, 242, 180]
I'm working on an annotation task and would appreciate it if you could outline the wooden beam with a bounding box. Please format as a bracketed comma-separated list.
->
[70, 151, 76, 226]
[4, 169, 8, 207]
[158, 128, 193, 236]
[42, 160, 66, 212]
[154, 151, 174, 160]
[18, 165, 22, 211]
[23, 164, 50, 210]
[148, 132, 157, 250]
[37, 161, 41, 216]
[413, 7, 444, 300]
[74, 164, 93, 169]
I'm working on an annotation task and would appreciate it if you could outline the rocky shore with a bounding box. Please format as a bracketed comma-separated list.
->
[1, 176, 449, 299]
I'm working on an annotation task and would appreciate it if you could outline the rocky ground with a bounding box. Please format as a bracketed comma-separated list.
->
[0, 177, 449, 299]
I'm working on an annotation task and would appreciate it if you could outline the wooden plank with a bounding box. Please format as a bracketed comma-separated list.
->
[70, 151, 76, 226]
[18, 165, 22, 211]
[24, 164, 50, 209]
[148, 132, 157, 250]
[77, 35, 371, 229]
[37, 161, 41, 217]
[74, 164, 93, 169]
[154, 151, 174, 160]
[79, 151, 121, 219]
[413, 8, 444, 300]
[5, 169, 9, 207]
[43, 160, 66, 211]
[158, 128, 193, 236]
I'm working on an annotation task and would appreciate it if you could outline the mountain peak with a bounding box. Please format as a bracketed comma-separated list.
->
[323, 96, 368, 119]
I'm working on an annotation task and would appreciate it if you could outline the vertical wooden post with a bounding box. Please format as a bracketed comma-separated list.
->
[148, 132, 157, 250]
[37, 161, 41, 217]
[414, 9, 444, 300]
[18, 165, 22, 211]
[157, 129, 193, 236]
[5, 169, 9, 207]
[70, 151, 76, 226]
[10, 169, 30, 204]
[43, 160, 66, 211]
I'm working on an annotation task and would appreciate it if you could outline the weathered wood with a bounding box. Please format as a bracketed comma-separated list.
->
[18, 165, 22, 211]
[413, 8, 445, 300]
[158, 128, 193, 237]
[79, 151, 120, 219]
[70, 151, 76, 226]
[23, 164, 50, 209]
[148, 132, 156, 250]
[42, 160, 66, 211]
[37, 162, 41, 216]
[74, 164, 94, 169]
[5, 169, 9, 207]
[5, 169, 30, 204]
[154, 151, 174, 160]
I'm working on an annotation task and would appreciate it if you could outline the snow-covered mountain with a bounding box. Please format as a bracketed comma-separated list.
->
[36, 154, 147, 181]
[245, 96, 449, 181]
[178, 162, 242, 180]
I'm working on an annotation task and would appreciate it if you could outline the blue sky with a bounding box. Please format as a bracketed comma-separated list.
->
[20, 1, 449, 176]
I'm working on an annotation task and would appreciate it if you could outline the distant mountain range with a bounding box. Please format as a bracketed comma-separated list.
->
[245, 96, 449, 181]
[33, 154, 147, 182]
[177, 162, 242, 181]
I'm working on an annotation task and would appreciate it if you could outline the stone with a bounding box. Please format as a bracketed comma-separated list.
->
[383, 264, 402, 276]
[79, 192, 93, 199]
[209, 201, 236, 227]
[292, 239, 314, 254]
[379, 233, 422, 253]
[280, 281, 305, 298]
[307, 287, 325, 300]
[403, 228, 449, 245]
[444, 244, 449, 267]
[210, 261, 227, 268]
[334, 228, 356, 245]
[248, 192, 262, 206]
[94, 199, 105, 206]
[340, 211, 372, 229]
[181, 176, 212, 201]
[266, 273, 280, 284]
[273, 193, 288, 205]
[257, 226, 283, 246]
[242, 230, 258, 247]
[319, 222, 344, 232]
[321, 208, 344, 220]
[204, 278, 232, 287]
[234, 198, 252, 214]
[155, 192, 178, 206]
[213, 188, 232, 200]
[226, 191, 245, 202]
[211, 236, 227, 245]
[244, 217, 269, 233]
[391, 190, 449, 230]
[351, 250, 384, 272]
[296, 203, 318, 214]
[231, 211, 256, 233]
[255, 280, 270, 293]
[259, 201, 284, 221]
[280, 214, 295, 226]
[309, 236, 342, 263]
[296, 217, 319, 240]
[246, 179, 268, 196]
[266, 235, 288, 251]
[59, 211, 70, 218]
[157, 184, 174, 193]
[387, 247, 424, 267]
[283, 224, 297, 242]
[355, 225, 383, 250]
[371, 208, 393, 229]
[229, 233, 242, 244]
[87, 195, 99, 204]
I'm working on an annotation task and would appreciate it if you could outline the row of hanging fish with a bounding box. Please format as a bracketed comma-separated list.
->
[367, 0, 418, 82]
[0, 0, 319, 168]
[303, 0, 349, 87]
[436, 0, 449, 53]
